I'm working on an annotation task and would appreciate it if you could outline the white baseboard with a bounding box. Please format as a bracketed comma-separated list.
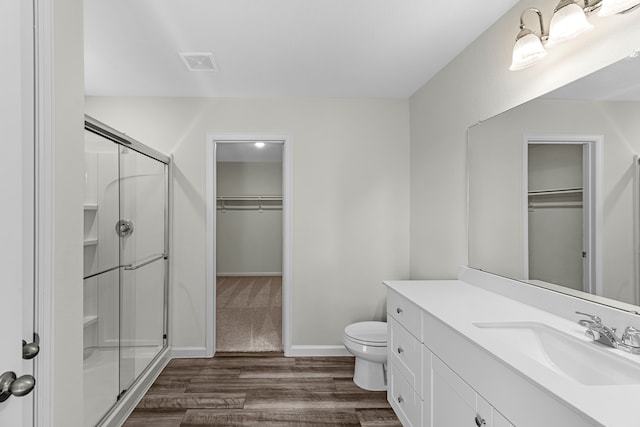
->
[217, 272, 283, 277]
[99, 346, 171, 427]
[171, 346, 212, 358]
[287, 345, 352, 357]
[173, 345, 350, 358]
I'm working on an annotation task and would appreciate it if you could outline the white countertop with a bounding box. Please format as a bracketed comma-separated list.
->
[384, 279, 640, 427]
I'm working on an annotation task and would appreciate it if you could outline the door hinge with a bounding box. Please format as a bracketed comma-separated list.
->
[582, 251, 587, 258]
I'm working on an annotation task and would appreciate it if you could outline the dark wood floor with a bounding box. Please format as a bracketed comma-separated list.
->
[123, 352, 401, 427]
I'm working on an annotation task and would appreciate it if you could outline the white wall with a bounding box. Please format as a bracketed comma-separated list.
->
[217, 162, 283, 275]
[85, 97, 411, 348]
[217, 162, 282, 196]
[409, 0, 640, 279]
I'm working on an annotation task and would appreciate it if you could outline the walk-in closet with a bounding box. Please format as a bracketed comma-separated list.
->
[215, 143, 283, 352]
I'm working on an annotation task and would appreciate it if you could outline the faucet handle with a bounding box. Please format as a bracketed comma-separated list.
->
[576, 311, 602, 324]
[622, 326, 640, 348]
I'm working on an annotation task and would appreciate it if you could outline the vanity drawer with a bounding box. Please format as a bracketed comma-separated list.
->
[388, 289, 422, 341]
[389, 363, 422, 427]
[389, 317, 423, 398]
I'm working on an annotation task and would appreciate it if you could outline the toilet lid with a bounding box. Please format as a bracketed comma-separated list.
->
[344, 321, 387, 344]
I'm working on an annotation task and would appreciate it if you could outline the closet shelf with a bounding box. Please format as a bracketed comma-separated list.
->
[217, 195, 283, 212]
[217, 196, 282, 201]
[528, 187, 583, 196]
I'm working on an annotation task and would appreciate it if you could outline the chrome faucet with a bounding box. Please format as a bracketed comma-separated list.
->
[576, 312, 619, 347]
[576, 311, 640, 354]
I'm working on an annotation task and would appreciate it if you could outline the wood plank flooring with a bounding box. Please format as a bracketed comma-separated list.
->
[123, 352, 401, 427]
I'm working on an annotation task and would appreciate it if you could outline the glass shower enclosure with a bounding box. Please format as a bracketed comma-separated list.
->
[83, 116, 169, 426]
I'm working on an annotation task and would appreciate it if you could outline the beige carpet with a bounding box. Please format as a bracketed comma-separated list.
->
[216, 276, 282, 352]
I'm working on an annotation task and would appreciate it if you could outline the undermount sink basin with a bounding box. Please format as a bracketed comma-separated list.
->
[473, 321, 640, 386]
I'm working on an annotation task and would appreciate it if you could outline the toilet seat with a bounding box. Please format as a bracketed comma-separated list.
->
[344, 321, 387, 347]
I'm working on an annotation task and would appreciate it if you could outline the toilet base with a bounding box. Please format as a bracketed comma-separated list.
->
[353, 358, 387, 391]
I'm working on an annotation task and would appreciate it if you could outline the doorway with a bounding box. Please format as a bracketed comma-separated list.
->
[206, 135, 292, 356]
[524, 135, 602, 296]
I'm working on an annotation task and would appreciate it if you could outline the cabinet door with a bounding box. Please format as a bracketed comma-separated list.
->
[389, 363, 422, 427]
[432, 356, 478, 426]
[476, 394, 493, 427]
[492, 409, 514, 427]
[389, 317, 423, 397]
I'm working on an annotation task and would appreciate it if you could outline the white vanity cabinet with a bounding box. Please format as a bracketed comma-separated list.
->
[387, 287, 514, 427]
[432, 355, 512, 427]
[385, 279, 620, 427]
[387, 290, 424, 427]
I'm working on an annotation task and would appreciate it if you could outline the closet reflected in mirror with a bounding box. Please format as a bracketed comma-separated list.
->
[468, 53, 640, 313]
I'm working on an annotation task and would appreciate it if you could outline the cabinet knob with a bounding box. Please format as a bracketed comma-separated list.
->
[396, 307, 403, 314]
[397, 395, 404, 404]
[397, 346, 404, 354]
[475, 415, 486, 426]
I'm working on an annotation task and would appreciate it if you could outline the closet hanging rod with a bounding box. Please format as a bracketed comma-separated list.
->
[217, 195, 282, 201]
[528, 187, 583, 196]
[528, 201, 583, 209]
[217, 206, 282, 211]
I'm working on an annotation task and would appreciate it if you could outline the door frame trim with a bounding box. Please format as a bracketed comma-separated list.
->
[205, 134, 292, 356]
[34, 0, 54, 424]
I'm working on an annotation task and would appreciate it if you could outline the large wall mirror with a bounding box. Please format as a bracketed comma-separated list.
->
[468, 53, 640, 314]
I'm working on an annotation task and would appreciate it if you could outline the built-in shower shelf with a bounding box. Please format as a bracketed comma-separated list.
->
[83, 315, 98, 328]
[84, 203, 98, 211]
[84, 238, 98, 247]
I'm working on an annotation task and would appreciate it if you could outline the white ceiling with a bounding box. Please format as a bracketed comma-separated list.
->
[217, 142, 283, 163]
[84, 0, 520, 98]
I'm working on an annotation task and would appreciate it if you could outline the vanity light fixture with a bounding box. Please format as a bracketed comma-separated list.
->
[546, 0, 594, 48]
[598, 0, 640, 16]
[510, 0, 640, 70]
[510, 8, 548, 71]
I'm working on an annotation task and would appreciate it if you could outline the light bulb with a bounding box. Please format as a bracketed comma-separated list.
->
[546, 2, 593, 48]
[510, 32, 547, 71]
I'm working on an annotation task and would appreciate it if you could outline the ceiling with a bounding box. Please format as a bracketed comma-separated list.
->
[217, 142, 283, 163]
[84, 0, 520, 98]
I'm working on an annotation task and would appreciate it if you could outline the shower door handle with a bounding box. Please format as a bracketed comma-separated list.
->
[116, 219, 134, 237]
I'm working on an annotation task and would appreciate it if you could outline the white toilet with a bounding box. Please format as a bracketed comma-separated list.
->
[343, 321, 388, 391]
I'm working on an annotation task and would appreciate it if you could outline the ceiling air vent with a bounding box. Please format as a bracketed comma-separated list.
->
[179, 52, 219, 72]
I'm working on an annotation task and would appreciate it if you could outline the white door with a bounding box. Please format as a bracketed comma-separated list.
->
[0, 0, 36, 425]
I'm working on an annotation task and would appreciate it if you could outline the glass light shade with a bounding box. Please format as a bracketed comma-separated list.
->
[598, 0, 640, 16]
[510, 33, 547, 71]
[546, 3, 594, 48]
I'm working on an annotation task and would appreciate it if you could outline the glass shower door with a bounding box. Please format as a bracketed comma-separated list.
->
[118, 147, 168, 393]
[83, 131, 121, 427]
